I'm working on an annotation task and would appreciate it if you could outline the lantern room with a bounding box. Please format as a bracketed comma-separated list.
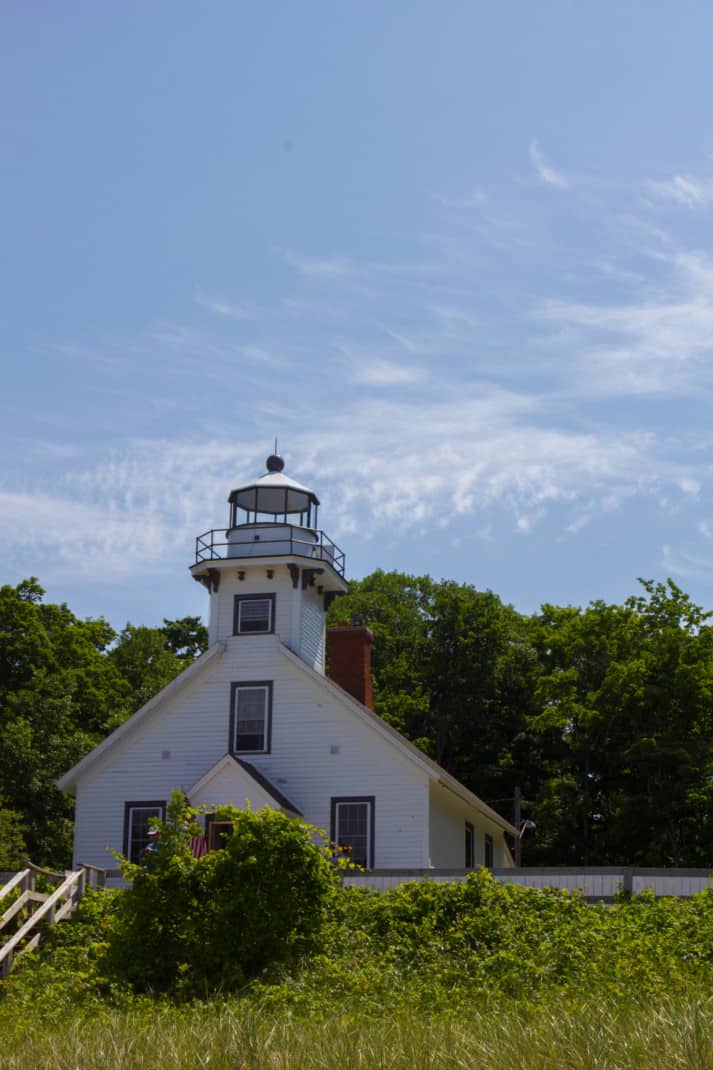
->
[227, 454, 319, 529]
[192, 454, 346, 578]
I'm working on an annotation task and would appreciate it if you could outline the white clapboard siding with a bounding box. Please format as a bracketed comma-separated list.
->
[429, 782, 510, 869]
[300, 590, 326, 672]
[72, 633, 431, 871]
[213, 567, 303, 651]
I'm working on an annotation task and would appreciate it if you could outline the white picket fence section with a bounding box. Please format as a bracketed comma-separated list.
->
[0, 862, 107, 977]
[343, 867, 713, 901]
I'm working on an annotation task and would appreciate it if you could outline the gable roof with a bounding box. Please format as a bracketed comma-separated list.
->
[56, 641, 228, 793]
[56, 633, 516, 837]
[188, 754, 302, 817]
[278, 642, 517, 836]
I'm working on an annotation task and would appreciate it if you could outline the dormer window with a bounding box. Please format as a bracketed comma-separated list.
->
[234, 594, 275, 635]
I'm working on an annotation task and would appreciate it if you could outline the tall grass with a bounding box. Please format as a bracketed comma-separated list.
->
[6, 878, 713, 1067]
[4, 997, 713, 1070]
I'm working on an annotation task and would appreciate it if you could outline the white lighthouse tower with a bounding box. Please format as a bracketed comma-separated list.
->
[190, 453, 348, 673]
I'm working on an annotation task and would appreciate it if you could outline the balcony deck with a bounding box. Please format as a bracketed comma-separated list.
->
[194, 524, 346, 577]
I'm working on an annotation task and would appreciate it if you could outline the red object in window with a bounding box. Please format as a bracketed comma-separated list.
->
[191, 835, 208, 858]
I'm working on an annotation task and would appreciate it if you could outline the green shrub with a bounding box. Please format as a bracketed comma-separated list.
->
[0, 889, 133, 1040]
[107, 792, 340, 995]
[6, 852, 713, 1035]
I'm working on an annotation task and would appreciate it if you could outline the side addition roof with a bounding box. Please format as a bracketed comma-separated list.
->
[277, 642, 517, 837]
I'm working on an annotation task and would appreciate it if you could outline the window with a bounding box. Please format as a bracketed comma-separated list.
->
[233, 594, 275, 635]
[484, 833, 494, 869]
[229, 681, 272, 753]
[330, 796, 375, 869]
[123, 800, 165, 864]
[205, 817, 234, 851]
[465, 822, 475, 868]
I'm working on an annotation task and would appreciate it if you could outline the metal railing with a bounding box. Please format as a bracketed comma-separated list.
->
[0, 862, 108, 977]
[195, 525, 346, 576]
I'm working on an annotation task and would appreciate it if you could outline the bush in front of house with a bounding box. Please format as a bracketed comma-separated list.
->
[105, 792, 340, 995]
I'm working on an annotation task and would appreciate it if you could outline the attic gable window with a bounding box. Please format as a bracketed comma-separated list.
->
[234, 594, 275, 635]
[229, 681, 273, 753]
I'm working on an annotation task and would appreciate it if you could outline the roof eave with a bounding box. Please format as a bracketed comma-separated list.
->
[56, 642, 228, 794]
[278, 642, 516, 834]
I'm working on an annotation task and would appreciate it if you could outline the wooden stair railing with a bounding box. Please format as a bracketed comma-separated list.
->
[0, 862, 107, 977]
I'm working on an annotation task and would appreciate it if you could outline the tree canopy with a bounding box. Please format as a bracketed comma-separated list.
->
[2, 571, 712, 868]
[0, 579, 207, 865]
[329, 571, 713, 867]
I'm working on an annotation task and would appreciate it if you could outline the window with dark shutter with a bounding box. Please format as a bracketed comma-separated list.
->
[234, 594, 275, 634]
[485, 833, 494, 869]
[123, 801, 165, 864]
[465, 822, 475, 868]
[229, 682, 272, 753]
[331, 796, 375, 869]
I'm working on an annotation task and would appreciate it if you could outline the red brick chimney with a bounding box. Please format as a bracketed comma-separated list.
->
[327, 622, 374, 709]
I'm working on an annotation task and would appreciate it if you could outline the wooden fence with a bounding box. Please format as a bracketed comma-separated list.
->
[343, 867, 713, 901]
[0, 862, 107, 977]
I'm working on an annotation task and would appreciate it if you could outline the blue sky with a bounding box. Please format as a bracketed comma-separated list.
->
[2, 2, 713, 630]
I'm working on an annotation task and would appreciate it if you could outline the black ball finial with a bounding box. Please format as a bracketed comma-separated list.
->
[266, 454, 285, 473]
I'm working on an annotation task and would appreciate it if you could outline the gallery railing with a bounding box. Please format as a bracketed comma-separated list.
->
[194, 525, 346, 576]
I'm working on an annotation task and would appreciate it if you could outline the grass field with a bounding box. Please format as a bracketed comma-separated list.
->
[4, 997, 713, 1070]
[5, 872, 713, 1068]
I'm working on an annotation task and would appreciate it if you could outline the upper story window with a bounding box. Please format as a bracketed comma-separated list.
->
[229, 681, 273, 753]
[233, 594, 275, 635]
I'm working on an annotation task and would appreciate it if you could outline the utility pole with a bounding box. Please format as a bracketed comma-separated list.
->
[514, 785, 522, 867]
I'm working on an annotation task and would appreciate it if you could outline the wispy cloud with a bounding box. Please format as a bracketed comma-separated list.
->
[144, 321, 284, 368]
[349, 359, 427, 387]
[283, 250, 353, 277]
[645, 174, 713, 209]
[429, 306, 478, 331]
[662, 544, 713, 582]
[44, 342, 120, 368]
[529, 141, 569, 189]
[193, 289, 259, 319]
[433, 188, 487, 209]
[537, 251, 713, 394]
[2, 382, 703, 583]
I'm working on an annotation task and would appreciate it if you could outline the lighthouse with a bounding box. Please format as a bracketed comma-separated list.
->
[60, 450, 517, 876]
[190, 453, 348, 672]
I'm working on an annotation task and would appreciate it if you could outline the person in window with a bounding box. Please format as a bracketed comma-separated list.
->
[142, 826, 160, 859]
